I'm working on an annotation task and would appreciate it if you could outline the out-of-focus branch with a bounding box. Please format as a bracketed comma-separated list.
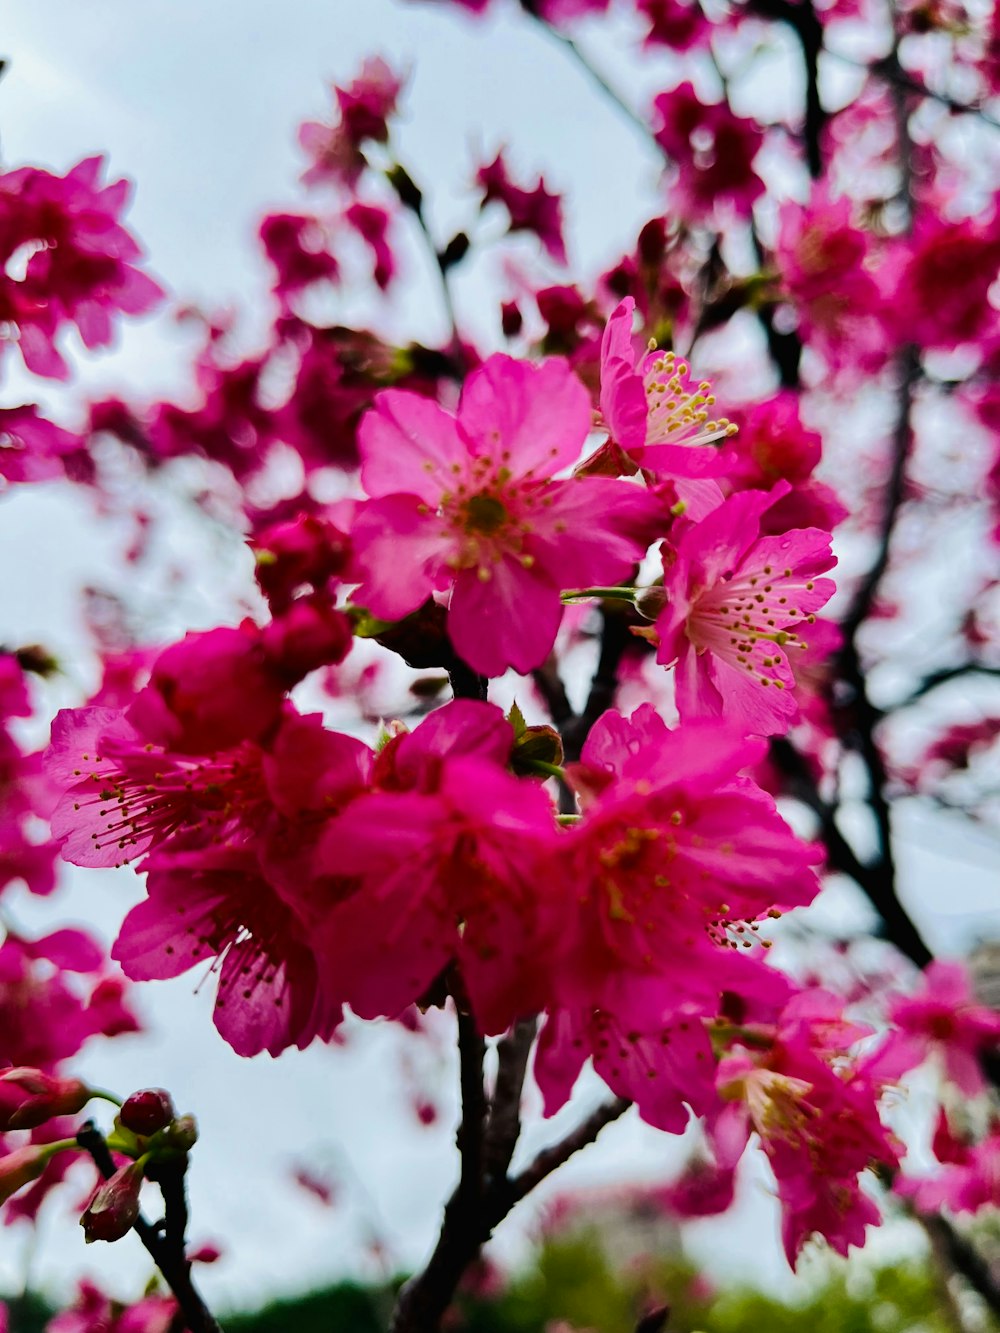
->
[744, 0, 827, 177]
[386, 161, 467, 376]
[561, 604, 633, 762]
[922, 1213, 1000, 1321]
[897, 661, 1000, 708]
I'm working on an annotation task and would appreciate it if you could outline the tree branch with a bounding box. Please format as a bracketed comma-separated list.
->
[484, 1016, 538, 1184]
[504, 1097, 632, 1205]
[921, 1213, 1000, 1321]
[76, 1123, 221, 1333]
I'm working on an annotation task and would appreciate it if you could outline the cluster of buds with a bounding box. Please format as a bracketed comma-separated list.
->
[0, 1072, 196, 1246]
[81, 1087, 197, 1244]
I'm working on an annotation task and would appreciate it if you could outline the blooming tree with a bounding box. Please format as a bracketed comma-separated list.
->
[2, 0, 1000, 1329]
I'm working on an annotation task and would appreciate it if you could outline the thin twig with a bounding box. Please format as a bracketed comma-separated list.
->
[76, 1123, 221, 1333]
[505, 1097, 632, 1205]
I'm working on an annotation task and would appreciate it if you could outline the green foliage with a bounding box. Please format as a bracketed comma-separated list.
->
[448, 1231, 967, 1333]
[221, 1279, 393, 1333]
[10, 1232, 994, 1332]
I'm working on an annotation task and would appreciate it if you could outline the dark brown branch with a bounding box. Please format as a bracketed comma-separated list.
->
[532, 659, 574, 728]
[484, 1017, 538, 1184]
[745, 0, 827, 177]
[76, 1123, 221, 1333]
[562, 605, 633, 762]
[456, 1007, 488, 1212]
[391, 1064, 632, 1332]
[504, 1097, 631, 1205]
[898, 661, 1000, 708]
[870, 52, 1000, 134]
[448, 662, 489, 702]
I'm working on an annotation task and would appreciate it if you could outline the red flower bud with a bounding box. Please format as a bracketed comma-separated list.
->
[120, 1088, 175, 1136]
[0, 1068, 91, 1130]
[81, 1160, 144, 1243]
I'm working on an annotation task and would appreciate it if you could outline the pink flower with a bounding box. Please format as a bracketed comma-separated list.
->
[48, 1281, 177, 1333]
[251, 512, 352, 613]
[350, 354, 660, 676]
[345, 202, 396, 290]
[548, 705, 820, 1020]
[112, 844, 343, 1057]
[656, 489, 836, 735]
[259, 212, 339, 302]
[897, 1125, 1000, 1215]
[639, 0, 712, 49]
[0, 407, 82, 486]
[652, 84, 764, 221]
[864, 961, 1000, 1095]
[0, 934, 126, 1070]
[48, 705, 267, 869]
[0, 157, 163, 379]
[299, 58, 403, 190]
[535, 992, 719, 1134]
[717, 992, 898, 1266]
[599, 296, 736, 480]
[125, 626, 291, 754]
[313, 700, 559, 1033]
[476, 151, 567, 263]
[775, 187, 892, 373]
[0, 1068, 91, 1130]
[892, 215, 1000, 350]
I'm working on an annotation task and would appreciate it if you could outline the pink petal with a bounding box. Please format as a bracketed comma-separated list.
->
[458, 355, 591, 478]
[448, 557, 563, 676]
[358, 389, 468, 503]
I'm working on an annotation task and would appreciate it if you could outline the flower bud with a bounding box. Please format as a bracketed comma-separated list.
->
[0, 1068, 91, 1130]
[634, 585, 668, 621]
[119, 1088, 175, 1137]
[0, 1144, 53, 1203]
[162, 1114, 198, 1153]
[510, 724, 564, 777]
[81, 1160, 144, 1243]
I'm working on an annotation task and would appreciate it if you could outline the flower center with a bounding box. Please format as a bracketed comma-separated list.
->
[462, 493, 508, 536]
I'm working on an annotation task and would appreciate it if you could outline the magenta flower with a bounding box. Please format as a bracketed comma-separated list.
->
[298, 57, 403, 191]
[113, 844, 343, 1058]
[656, 489, 836, 735]
[344, 202, 396, 290]
[476, 151, 567, 264]
[717, 992, 898, 1265]
[892, 215, 1000, 350]
[652, 84, 764, 221]
[0, 407, 82, 486]
[314, 701, 559, 1033]
[259, 212, 339, 303]
[0, 157, 163, 379]
[550, 705, 820, 1021]
[897, 1125, 1000, 1216]
[775, 187, 892, 374]
[350, 354, 660, 675]
[599, 295, 737, 480]
[864, 960, 1000, 1095]
[535, 991, 719, 1134]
